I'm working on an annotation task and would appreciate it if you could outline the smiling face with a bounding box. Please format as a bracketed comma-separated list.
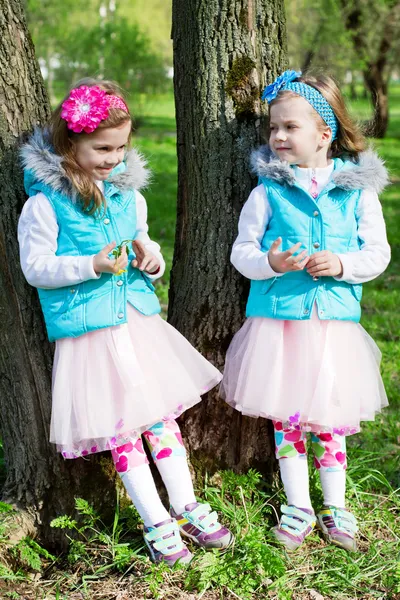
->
[269, 94, 332, 168]
[71, 120, 132, 181]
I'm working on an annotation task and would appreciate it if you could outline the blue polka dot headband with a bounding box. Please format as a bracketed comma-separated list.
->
[261, 70, 339, 141]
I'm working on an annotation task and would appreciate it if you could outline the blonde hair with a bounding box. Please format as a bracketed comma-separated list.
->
[50, 78, 132, 214]
[270, 73, 366, 160]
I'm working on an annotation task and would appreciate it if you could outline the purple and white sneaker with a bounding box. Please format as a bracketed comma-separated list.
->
[317, 506, 358, 552]
[171, 502, 234, 549]
[272, 505, 316, 551]
[143, 518, 193, 566]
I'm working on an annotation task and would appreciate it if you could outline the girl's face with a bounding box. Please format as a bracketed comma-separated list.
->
[269, 95, 331, 168]
[72, 120, 131, 181]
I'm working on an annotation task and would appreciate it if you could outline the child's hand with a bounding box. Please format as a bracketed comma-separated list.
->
[132, 239, 161, 274]
[93, 241, 128, 275]
[306, 251, 343, 277]
[268, 237, 309, 273]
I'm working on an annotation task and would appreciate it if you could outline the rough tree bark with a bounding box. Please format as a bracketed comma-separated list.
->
[0, 0, 119, 546]
[170, 1, 287, 476]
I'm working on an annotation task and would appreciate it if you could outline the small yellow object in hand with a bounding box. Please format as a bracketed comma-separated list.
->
[112, 240, 132, 276]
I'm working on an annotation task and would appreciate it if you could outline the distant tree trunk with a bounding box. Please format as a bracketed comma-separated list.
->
[301, 49, 315, 73]
[301, 25, 321, 73]
[349, 72, 358, 101]
[170, 0, 287, 477]
[363, 66, 389, 138]
[0, 0, 118, 547]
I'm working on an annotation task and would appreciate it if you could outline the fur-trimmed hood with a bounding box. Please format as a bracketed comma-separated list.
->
[20, 128, 150, 200]
[250, 145, 390, 194]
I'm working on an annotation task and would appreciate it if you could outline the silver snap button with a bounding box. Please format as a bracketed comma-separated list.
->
[303, 308, 309, 315]
[117, 312, 124, 319]
[103, 218, 110, 225]
[313, 210, 319, 217]
[313, 242, 320, 248]
[117, 280, 123, 287]
[70, 288, 76, 293]
[313, 276, 319, 281]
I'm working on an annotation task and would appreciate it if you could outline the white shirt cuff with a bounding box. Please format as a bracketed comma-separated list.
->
[79, 256, 101, 281]
[259, 255, 285, 279]
[334, 254, 352, 281]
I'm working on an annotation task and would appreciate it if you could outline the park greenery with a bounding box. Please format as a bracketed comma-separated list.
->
[0, 0, 399, 598]
[26, 0, 171, 103]
[26, 0, 400, 136]
[286, 0, 400, 75]
[287, 0, 400, 136]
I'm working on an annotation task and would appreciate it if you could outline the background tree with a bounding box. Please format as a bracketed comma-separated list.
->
[125, 0, 173, 63]
[25, 0, 82, 103]
[169, 0, 287, 476]
[339, 0, 400, 137]
[57, 17, 169, 96]
[285, 0, 356, 78]
[26, 0, 170, 104]
[285, 0, 400, 137]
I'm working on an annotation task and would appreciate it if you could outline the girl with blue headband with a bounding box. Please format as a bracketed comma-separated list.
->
[221, 71, 390, 552]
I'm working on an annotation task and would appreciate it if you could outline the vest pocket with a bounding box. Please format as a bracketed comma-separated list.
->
[40, 288, 72, 315]
[261, 277, 278, 294]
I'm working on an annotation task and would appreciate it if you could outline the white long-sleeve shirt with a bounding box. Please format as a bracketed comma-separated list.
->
[231, 164, 390, 284]
[18, 188, 166, 290]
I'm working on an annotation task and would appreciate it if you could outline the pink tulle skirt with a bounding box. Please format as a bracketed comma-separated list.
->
[51, 305, 221, 458]
[220, 311, 388, 435]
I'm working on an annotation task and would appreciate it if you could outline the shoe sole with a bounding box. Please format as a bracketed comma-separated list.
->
[316, 518, 357, 552]
[180, 528, 235, 551]
[271, 525, 315, 552]
[144, 537, 193, 565]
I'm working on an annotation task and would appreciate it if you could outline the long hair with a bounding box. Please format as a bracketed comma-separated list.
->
[271, 73, 366, 160]
[50, 78, 132, 214]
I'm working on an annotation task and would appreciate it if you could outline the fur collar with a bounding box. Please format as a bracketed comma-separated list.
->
[20, 128, 150, 199]
[250, 145, 389, 194]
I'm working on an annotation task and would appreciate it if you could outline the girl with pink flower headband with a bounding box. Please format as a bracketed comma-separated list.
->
[18, 77, 233, 565]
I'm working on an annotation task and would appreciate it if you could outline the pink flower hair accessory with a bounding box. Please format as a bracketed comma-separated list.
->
[61, 85, 129, 134]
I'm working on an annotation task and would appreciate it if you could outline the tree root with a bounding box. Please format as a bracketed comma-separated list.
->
[0, 504, 37, 545]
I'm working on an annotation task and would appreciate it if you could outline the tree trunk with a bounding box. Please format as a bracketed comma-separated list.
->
[170, 0, 287, 476]
[349, 73, 358, 101]
[363, 67, 389, 139]
[0, 0, 118, 547]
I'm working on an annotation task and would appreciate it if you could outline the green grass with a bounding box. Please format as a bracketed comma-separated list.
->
[1, 466, 398, 599]
[1, 87, 399, 599]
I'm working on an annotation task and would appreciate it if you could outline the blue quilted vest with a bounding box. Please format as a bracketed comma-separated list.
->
[23, 164, 161, 342]
[246, 158, 363, 322]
